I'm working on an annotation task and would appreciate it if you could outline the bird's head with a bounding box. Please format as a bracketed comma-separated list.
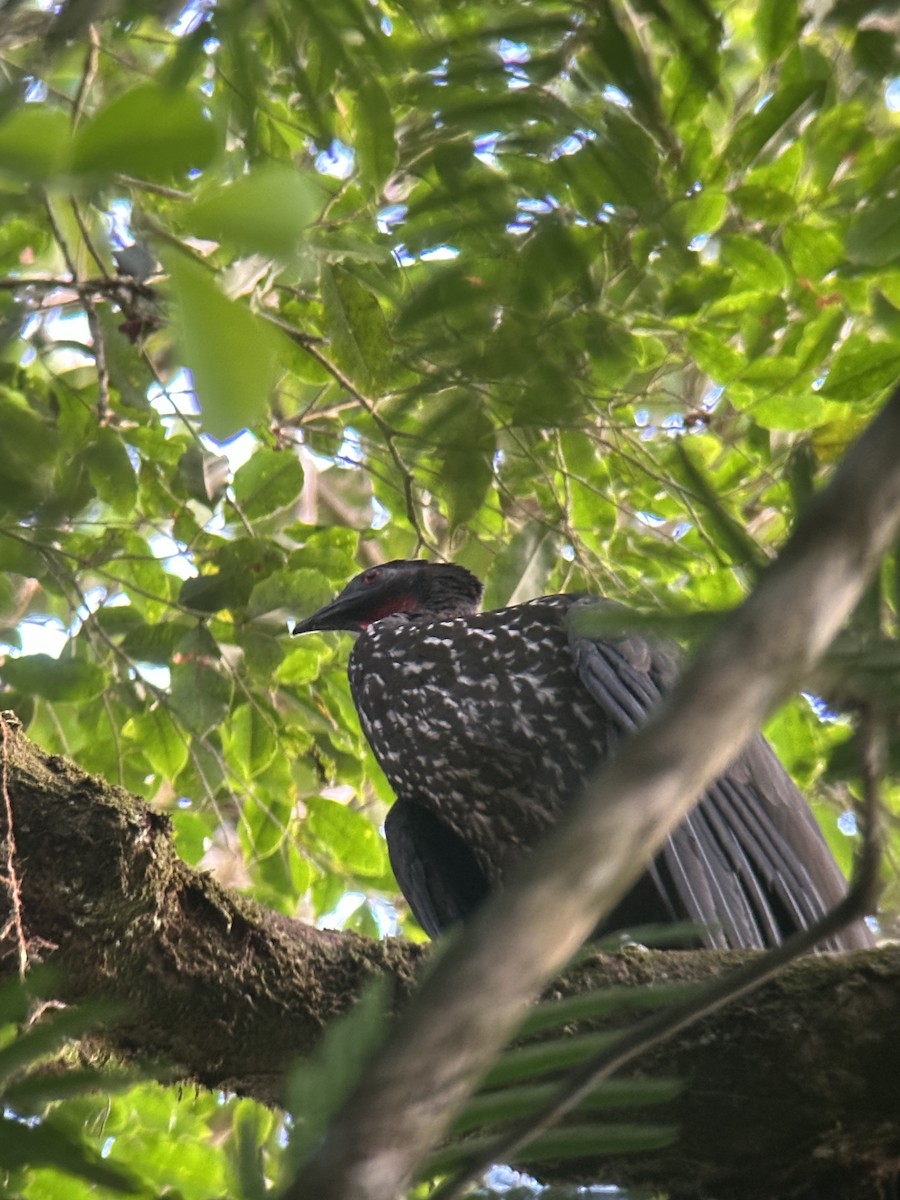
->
[292, 560, 484, 635]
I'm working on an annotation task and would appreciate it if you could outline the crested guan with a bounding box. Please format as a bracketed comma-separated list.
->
[294, 559, 872, 950]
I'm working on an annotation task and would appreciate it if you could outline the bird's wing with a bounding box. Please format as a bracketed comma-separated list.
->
[569, 626, 869, 950]
[385, 799, 491, 939]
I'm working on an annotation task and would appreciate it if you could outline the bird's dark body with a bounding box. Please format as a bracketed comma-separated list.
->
[295, 561, 872, 951]
[351, 597, 614, 880]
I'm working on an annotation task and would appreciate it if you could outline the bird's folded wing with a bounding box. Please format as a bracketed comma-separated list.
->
[385, 799, 491, 939]
[569, 631, 869, 950]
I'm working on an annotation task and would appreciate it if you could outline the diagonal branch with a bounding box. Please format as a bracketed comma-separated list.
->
[289, 382, 900, 1200]
[0, 710, 897, 1196]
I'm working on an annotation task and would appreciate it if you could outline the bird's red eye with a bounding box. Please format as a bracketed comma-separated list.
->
[363, 568, 382, 585]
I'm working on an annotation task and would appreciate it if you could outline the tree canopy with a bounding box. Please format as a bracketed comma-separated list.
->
[0, 0, 899, 1196]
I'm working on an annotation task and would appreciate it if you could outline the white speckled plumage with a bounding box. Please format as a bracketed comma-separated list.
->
[295, 560, 873, 950]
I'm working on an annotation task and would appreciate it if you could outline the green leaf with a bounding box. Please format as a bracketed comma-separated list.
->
[685, 329, 744, 381]
[0, 107, 69, 181]
[751, 391, 828, 431]
[453, 1077, 681, 1134]
[352, 78, 396, 194]
[320, 265, 390, 390]
[232, 447, 304, 519]
[0, 1117, 141, 1192]
[0, 1002, 121, 1085]
[728, 78, 825, 166]
[83, 428, 138, 515]
[420, 395, 496, 529]
[285, 978, 389, 1169]
[179, 445, 230, 506]
[754, 0, 798, 62]
[179, 570, 251, 615]
[782, 222, 843, 280]
[222, 704, 277, 775]
[165, 252, 281, 438]
[673, 440, 768, 570]
[430, 1121, 675, 1174]
[169, 632, 232, 734]
[846, 197, 900, 267]
[247, 567, 322, 619]
[71, 83, 219, 180]
[1, 654, 105, 702]
[820, 337, 900, 401]
[306, 796, 388, 877]
[229, 1099, 271, 1200]
[126, 706, 189, 778]
[720, 234, 789, 291]
[191, 164, 326, 261]
[670, 188, 727, 239]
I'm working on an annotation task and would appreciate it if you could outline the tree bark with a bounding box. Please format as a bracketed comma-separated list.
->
[1, 714, 898, 1197]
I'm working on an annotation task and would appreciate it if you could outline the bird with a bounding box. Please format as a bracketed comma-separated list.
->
[293, 559, 872, 951]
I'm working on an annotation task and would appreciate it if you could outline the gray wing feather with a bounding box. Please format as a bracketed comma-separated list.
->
[569, 621, 871, 951]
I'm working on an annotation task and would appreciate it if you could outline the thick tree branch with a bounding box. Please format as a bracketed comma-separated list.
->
[0, 713, 422, 1104]
[0, 718, 897, 1196]
[291, 384, 900, 1200]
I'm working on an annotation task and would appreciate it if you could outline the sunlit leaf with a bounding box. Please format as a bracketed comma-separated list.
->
[165, 252, 281, 438]
[71, 83, 219, 180]
[191, 164, 326, 260]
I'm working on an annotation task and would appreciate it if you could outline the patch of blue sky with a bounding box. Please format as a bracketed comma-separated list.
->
[602, 84, 631, 108]
[519, 196, 556, 215]
[636, 510, 667, 528]
[149, 531, 198, 581]
[318, 890, 400, 937]
[802, 691, 843, 723]
[496, 39, 530, 65]
[33, 309, 94, 370]
[24, 77, 47, 103]
[838, 810, 858, 836]
[149, 369, 201, 421]
[507, 194, 556, 235]
[9, 617, 68, 659]
[689, 233, 719, 263]
[170, 0, 212, 37]
[888, 78, 900, 111]
[315, 140, 355, 180]
[336, 426, 365, 467]
[474, 131, 502, 167]
[419, 244, 459, 261]
[551, 132, 587, 159]
[392, 243, 416, 267]
[754, 90, 774, 114]
[561, 544, 575, 561]
[206, 426, 257, 470]
[371, 498, 391, 530]
[429, 58, 449, 86]
[377, 204, 407, 234]
[106, 197, 135, 248]
[703, 383, 725, 411]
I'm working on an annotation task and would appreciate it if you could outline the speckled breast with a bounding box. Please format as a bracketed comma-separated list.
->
[348, 596, 611, 879]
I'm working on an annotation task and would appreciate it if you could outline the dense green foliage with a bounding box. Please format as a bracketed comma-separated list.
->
[0, 0, 899, 1193]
